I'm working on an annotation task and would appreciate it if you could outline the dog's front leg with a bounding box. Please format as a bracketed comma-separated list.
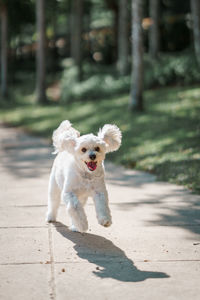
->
[62, 191, 88, 233]
[93, 191, 112, 227]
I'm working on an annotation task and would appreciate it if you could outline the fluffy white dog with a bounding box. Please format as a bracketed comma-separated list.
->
[46, 120, 122, 233]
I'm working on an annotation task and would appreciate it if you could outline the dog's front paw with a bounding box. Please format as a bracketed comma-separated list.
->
[98, 217, 112, 227]
[69, 225, 79, 232]
[46, 212, 56, 223]
[70, 223, 87, 233]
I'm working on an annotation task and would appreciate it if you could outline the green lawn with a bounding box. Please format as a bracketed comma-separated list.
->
[0, 84, 200, 193]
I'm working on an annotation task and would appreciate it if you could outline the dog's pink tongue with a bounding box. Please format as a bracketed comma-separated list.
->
[87, 162, 97, 171]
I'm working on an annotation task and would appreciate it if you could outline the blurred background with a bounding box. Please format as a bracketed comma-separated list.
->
[0, 0, 199, 192]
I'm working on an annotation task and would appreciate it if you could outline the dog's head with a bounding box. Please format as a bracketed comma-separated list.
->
[53, 120, 122, 173]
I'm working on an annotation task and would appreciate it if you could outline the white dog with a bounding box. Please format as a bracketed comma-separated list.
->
[46, 120, 122, 233]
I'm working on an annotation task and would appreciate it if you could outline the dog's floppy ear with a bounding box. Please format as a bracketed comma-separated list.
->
[98, 124, 122, 153]
[52, 120, 80, 154]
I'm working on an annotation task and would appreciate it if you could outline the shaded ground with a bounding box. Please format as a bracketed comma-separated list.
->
[0, 124, 200, 300]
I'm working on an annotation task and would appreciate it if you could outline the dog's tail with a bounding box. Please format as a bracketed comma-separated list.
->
[52, 120, 80, 154]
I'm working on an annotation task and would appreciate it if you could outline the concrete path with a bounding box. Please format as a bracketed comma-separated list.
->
[0, 124, 199, 300]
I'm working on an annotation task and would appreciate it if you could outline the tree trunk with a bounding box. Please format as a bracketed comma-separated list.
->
[36, 0, 47, 103]
[70, 0, 83, 81]
[190, 0, 200, 65]
[117, 0, 129, 76]
[129, 0, 144, 111]
[0, 3, 8, 99]
[149, 0, 160, 59]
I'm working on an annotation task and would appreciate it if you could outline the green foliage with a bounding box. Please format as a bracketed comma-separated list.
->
[145, 52, 200, 87]
[60, 52, 200, 102]
[90, 0, 114, 28]
[60, 59, 130, 102]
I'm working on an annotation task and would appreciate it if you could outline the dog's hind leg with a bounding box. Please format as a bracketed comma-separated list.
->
[46, 172, 61, 222]
[62, 192, 88, 233]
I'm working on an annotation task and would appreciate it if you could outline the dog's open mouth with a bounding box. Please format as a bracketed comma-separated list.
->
[85, 161, 97, 171]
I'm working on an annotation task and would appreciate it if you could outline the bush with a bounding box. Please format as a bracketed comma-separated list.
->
[145, 52, 200, 87]
[60, 59, 130, 102]
[60, 52, 200, 102]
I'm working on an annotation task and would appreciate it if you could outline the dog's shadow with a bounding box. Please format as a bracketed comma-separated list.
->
[54, 222, 169, 282]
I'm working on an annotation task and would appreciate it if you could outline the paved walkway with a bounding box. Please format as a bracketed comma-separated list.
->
[0, 124, 199, 300]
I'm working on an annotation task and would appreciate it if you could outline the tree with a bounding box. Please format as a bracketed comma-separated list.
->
[0, 1, 8, 99]
[190, 0, 200, 65]
[129, 0, 144, 111]
[70, 0, 83, 81]
[117, 0, 129, 76]
[149, 0, 160, 59]
[36, 0, 47, 103]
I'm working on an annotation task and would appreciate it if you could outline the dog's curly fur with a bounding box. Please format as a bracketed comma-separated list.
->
[46, 120, 122, 232]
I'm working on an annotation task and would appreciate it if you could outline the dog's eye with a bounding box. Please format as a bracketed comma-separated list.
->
[95, 147, 100, 152]
[81, 147, 87, 153]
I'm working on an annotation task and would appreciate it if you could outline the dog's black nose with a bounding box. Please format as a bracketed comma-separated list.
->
[89, 153, 96, 161]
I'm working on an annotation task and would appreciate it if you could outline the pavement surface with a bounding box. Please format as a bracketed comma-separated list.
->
[0, 124, 200, 300]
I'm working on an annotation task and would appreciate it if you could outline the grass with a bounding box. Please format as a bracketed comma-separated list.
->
[0, 80, 200, 193]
